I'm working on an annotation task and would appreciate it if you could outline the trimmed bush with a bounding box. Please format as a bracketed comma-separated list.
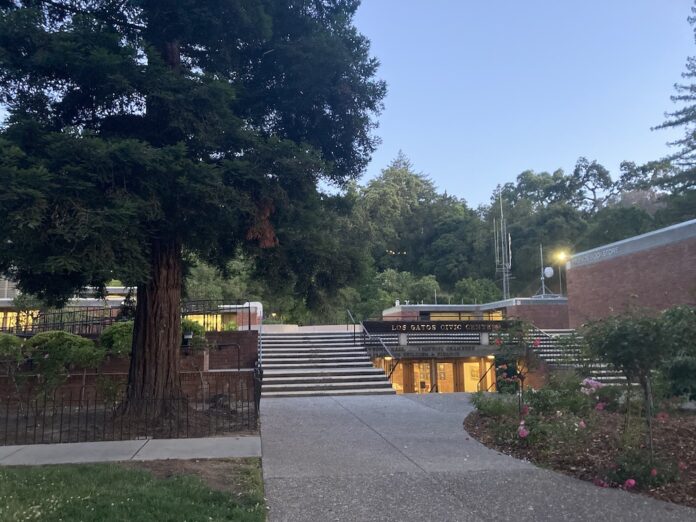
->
[526, 373, 590, 416]
[471, 391, 518, 418]
[24, 331, 104, 391]
[0, 333, 23, 364]
[99, 321, 134, 357]
[181, 318, 205, 337]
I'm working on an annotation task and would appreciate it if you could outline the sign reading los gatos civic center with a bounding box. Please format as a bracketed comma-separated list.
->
[363, 320, 509, 334]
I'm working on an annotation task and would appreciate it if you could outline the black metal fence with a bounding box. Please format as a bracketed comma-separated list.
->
[1, 375, 258, 446]
[0, 307, 119, 337]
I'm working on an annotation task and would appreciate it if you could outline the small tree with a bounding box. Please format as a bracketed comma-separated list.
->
[582, 313, 672, 461]
[494, 320, 539, 415]
[0, 333, 24, 395]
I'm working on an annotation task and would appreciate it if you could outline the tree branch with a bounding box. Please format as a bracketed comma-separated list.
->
[37, 0, 146, 31]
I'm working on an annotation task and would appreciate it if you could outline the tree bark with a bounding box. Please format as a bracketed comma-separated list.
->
[125, 240, 182, 414]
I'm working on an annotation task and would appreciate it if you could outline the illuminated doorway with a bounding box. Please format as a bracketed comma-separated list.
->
[413, 362, 432, 394]
[462, 361, 481, 392]
[436, 363, 455, 393]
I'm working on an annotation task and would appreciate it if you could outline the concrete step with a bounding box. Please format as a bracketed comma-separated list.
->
[261, 330, 362, 341]
[263, 354, 369, 362]
[262, 349, 367, 356]
[262, 356, 370, 364]
[263, 381, 394, 392]
[261, 388, 396, 398]
[262, 362, 375, 369]
[261, 342, 361, 348]
[264, 374, 389, 385]
[263, 368, 386, 378]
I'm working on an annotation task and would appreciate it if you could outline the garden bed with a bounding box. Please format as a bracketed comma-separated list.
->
[465, 395, 696, 508]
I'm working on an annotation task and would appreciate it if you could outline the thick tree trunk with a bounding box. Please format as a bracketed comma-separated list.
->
[125, 240, 182, 414]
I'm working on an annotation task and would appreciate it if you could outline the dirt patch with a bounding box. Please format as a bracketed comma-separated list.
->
[123, 457, 262, 498]
[465, 410, 696, 509]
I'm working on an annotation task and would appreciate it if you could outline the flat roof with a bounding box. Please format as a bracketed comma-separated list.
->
[382, 296, 568, 315]
[568, 218, 696, 269]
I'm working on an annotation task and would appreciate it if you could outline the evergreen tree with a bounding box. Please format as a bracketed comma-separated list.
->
[0, 0, 385, 408]
[654, 2, 696, 194]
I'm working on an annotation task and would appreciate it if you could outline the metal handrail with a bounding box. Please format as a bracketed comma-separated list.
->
[477, 360, 497, 392]
[349, 312, 402, 381]
[346, 309, 357, 345]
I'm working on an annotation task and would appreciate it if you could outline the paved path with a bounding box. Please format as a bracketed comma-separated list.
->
[0, 435, 260, 466]
[260, 393, 695, 522]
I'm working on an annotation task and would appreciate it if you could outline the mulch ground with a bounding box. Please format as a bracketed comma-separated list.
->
[464, 410, 696, 509]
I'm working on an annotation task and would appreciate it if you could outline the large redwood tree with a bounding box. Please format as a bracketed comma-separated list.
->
[0, 0, 385, 407]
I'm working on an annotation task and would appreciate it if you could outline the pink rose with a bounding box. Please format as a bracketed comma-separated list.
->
[624, 479, 636, 489]
[517, 425, 529, 439]
[650, 468, 657, 477]
[595, 402, 606, 411]
[578, 419, 586, 429]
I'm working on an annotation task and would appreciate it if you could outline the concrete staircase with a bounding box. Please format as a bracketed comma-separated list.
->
[260, 332, 396, 398]
[532, 329, 626, 385]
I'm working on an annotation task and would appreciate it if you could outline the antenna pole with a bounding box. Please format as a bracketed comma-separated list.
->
[539, 244, 545, 296]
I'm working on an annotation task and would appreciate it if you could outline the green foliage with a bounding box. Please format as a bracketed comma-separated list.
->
[0, 0, 385, 313]
[223, 322, 238, 332]
[526, 374, 590, 417]
[582, 314, 667, 384]
[521, 413, 591, 457]
[453, 277, 501, 304]
[24, 332, 104, 391]
[605, 449, 679, 489]
[0, 332, 22, 364]
[181, 319, 205, 338]
[471, 391, 517, 418]
[99, 321, 134, 357]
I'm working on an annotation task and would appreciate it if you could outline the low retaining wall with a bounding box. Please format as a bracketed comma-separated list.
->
[0, 331, 258, 399]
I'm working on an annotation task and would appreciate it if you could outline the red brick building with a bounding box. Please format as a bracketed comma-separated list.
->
[566, 219, 696, 328]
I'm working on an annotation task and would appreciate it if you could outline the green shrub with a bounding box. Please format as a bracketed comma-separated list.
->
[522, 413, 591, 458]
[526, 373, 590, 416]
[181, 318, 207, 350]
[605, 449, 679, 488]
[99, 321, 134, 357]
[0, 333, 23, 364]
[593, 385, 625, 413]
[471, 391, 517, 418]
[663, 355, 696, 400]
[223, 322, 238, 332]
[181, 318, 205, 337]
[24, 332, 104, 391]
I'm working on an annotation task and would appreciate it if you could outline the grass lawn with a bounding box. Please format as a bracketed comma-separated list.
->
[0, 458, 265, 521]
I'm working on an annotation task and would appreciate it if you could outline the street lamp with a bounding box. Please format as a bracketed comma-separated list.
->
[555, 251, 569, 295]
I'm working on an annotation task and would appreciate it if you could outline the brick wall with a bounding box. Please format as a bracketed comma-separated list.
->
[505, 303, 569, 329]
[567, 236, 696, 328]
[0, 331, 258, 397]
[205, 331, 258, 370]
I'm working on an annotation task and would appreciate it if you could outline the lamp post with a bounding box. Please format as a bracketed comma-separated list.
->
[555, 251, 569, 296]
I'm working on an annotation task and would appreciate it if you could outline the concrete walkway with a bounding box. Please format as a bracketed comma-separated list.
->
[0, 435, 261, 466]
[260, 394, 695, 522]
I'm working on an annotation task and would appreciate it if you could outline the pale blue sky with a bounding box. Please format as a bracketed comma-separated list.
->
[354, 0, 695, 206]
